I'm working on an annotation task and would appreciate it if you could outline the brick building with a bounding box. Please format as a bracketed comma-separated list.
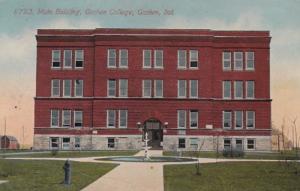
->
[34, 28, 272, 151]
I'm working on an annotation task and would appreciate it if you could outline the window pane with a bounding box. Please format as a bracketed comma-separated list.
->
[223, 81, 231, 99]
[247, 111, 255, 128]
[64, 50, 72, 68]
[224, 139, 231, 150]
[108, 138, 115, 148]
[74, 111, 83, 127]
[190, 50, 198, 68]
[154, 50, 163, 68]
[119, 110, 127, 128]
[178, 50, 187, 68]
[63, 80, 71, 97]
[75, 50, 84, 68]
[50, 137, 59, 149]
[51, 79, 60, 97]
[119, 49, 128, 68]
[108, 49, 116, 67]
[247, 139, 255, 149]
[234, 52, 243, 70]
[235, 111, 243, 129]
[119, 79, 128, 97]
[190, 80, 198, 98]
[246, 81, 254, 98]
[236, 139, 243, 150]
[190, 110, 198, 128]
[246, 52, 254, 70]
[223, 111, 232, 129]
[52, 50, 61, 68]
[51, 110, 59, 127]
[234, 81, 243, 99]
[178, 80, 186, 98]
[107, 110, 116, 128]
[143, 80, 151, 97]
[75, 80, 83, 97]
[223, 52, 231, 70]
[75, 137, 80, 148]
[108, 80, 116, 97]
[154, 80, 163, 97]
[143, 50, 151, 68]
[178, 138, 186, 148]
[63, 110, 71, 127]
[178, 110, 186, 129]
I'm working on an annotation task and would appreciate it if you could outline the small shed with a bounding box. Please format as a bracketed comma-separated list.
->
[0, 135, 20, 149]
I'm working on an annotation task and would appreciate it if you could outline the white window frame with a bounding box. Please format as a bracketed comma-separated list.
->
[63, 80, 72, 97]
[62, 137, 70, 150]
[107, 137, 115, 148]
[177, 110, 186, 129]
[50, 109, 59, 128]
[177, 50, 187, 69]
[50, 137, 59, 149]
[235, 139, 243, 151]
[119, 49, 128, 68]
[63, 50, 72, 69]
[74, 137, 81, 149]
[107, 79, 116, 97]
[223, 81, 231, 99]
[74, 110, 83, 128]
[154, 80, 163, 98]
[107, 110, 116, 128]
[246, 52, 255, 71]
[52, 50, 61, 68]
[246, 81, 255, 99]
[75, 50, 84, 69]
[224, 138, 232, 150]
[142, 80, 152, 98]
[74, 79, 83, 97]
[223, 111, 232, 129]
[189, 50, 198, 68]
[189, 80, 198, 98]
[234, 111, 243, 129]
[119, 79, 128, 98]
[143, 49, 151, 69]
[154, 50, 163, 69]
[51, 79, 60, 97]
[234, 52, 243, 71]
[247, 139, 256, 150]
[178, 138, 186, 148]
[119, 110, 128, 128]
[246, 111, 255, 129]
[178, 80, 187, 98]
[190, 110, 198, 129]
[107, 49, 116, 68]
[62, 110, 71, 127]
[234, 81, 243, 99]
[222, 52, 231, 70]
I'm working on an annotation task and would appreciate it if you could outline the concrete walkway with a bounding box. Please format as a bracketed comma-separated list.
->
[81, 150, 164, 191]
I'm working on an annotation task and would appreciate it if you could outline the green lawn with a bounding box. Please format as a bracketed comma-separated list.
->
[0, 159, 117, 191]
[1, 150, 138, 158]
[164, 162, 300, 191]
[164, 150, 300, 160]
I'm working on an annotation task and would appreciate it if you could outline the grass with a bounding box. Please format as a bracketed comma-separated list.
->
[1, 150, 138, 158]
[164, 162, 300, 191]
[164, 150, 300, 160]
[0, 159, 117, 191]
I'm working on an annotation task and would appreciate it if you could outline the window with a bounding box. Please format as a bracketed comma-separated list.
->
[223, 81, 231, 99]
[223, 111, 232, 129]
[234, 52, 243, 70]
[64, 50, 72, 68]
[107, 110, 116, 128]
[143, 49, 151, 68]
[224, 138, 231, 151]
[63, 80, 71, 97]
[178, 80, 187, 98]
[222, 52, 231, 70]
[119, 79, 128, 97]
[154, 80, 163, 98]
[190, 138, 198, 149]
[108, 49, 116, 68]
[75, 80, 83, 97]
[247, 139, 255, 150]
[143, 80, 152, 97]
[246, 111, 255, 129]
[246, 52, 254, 70]
[75, 137, 80, 149]
[235, 111, 243, 129]
[190, 50, 198, 68]
[119, 110, 128, 128]
[51, 79, 60, 97]
[50, 137, 59, 149]
[177, 110, 186, 129]
[51, 109, 59, 127]
[154, 50, 163, 68]
[75, 50, 84, 68]
[62, 137, 70, 150]
[108, 79, 116, 97]
[190, 110, 198, 129]
[178, 50, 187, 69]
[108, 138, 115, 148]
[62, 110, 71, 127]
[119, 49, 128, 68]
[234, 81, 243, 99]
[189, 80, 198, 98]
[246, 81, 255, 99]
[236, 139, 243, 151]
[178, 138, 186, 148]
[74, 110, 83, 127]
[52, 50, 61, 68]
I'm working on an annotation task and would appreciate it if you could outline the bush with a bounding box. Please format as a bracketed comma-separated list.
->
[222, 149, 245, 158]
[51, 150, 59, 156]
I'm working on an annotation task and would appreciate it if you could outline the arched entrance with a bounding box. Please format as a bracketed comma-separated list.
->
[144, 118, 163, 149]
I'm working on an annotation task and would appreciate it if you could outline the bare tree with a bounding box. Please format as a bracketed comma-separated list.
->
[281, 118, 285, 151]
[195, 137, 206, 176]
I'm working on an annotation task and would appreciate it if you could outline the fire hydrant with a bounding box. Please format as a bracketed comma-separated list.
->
[63, 160, 71, 185]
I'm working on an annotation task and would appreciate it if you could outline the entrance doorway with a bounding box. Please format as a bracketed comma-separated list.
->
[144, 119, 163, 149]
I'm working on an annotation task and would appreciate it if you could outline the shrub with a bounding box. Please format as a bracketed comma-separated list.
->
[222, 149, 245, 158]
[51, 150, 59, 156]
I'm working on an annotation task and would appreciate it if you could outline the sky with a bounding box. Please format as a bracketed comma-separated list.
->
[0, 0, 299, 147]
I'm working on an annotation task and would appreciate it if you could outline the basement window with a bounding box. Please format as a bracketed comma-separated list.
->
[108, 138, 115, 148]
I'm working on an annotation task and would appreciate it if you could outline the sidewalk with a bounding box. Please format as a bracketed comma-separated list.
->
[81, 150, 164, 191]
